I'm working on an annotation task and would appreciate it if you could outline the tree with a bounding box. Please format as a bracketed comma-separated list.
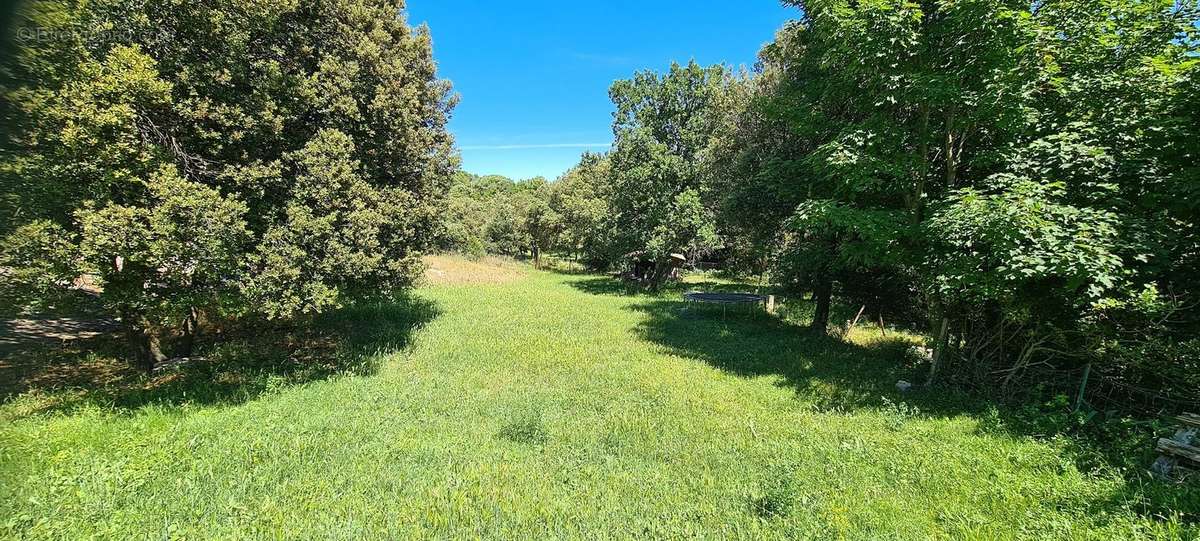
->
[917, 0, 1200, 387]
[440, 172, 497, 257]
[77, 170, 250, 368]
[242, 128, 432, 319]
[553, 152, 612, 268]
[484, 190, 531, 258]
[712, 0, 1040, 332]
[713, 0, 1199, 398]
[0, 0, 456, 369]
[605, 61, 731, 287]
[514, 177, 561, 268]
[776, 202, 910, 331]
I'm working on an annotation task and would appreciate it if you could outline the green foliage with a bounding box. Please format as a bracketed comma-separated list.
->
[1082, 286, 1200, 408]
[438, 173, 563, 261]
[486, 188, 535, 257]
[782, 201, 910, 272]
[244, 129, 426, 318]
[439, 156, 613, 268]
[604, 61, 732, 278]
[646, 189, 717, 261]
[76, 168, 249, 325]
[1, 42, 174, 227]
[927, 175, 1123, 315]
[441, 173, 510, 257]
[0, 220, 77, 313]
[697, 0, 1200, 396]
[0, 0, 456, 364]
[552, 153, 612, 266]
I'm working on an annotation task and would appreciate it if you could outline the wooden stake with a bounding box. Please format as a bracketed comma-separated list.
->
[1074, 363, 1092, 412]
[849, 305, 866, 328]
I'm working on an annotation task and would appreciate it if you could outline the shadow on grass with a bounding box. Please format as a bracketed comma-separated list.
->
[628, 298, 925, 412]
[536, 258, 595, 276]
[565, 276, 1005, 416]
[567, 275, 780, 299]
[619, 291, 1199, 525]
[0, 296, 440, 419]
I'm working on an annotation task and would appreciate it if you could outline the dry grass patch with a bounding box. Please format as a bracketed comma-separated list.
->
[422, 254, 528, 285]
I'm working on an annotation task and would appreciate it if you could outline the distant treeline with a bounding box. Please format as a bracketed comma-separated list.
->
[436, 155, 609, 269]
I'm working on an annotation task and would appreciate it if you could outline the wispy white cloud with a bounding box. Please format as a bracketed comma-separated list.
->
[459, 142, 613, 151]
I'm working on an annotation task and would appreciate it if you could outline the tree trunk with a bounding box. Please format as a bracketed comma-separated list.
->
[648, 260, 671, 291]
[926, 317, 950, 387]
[911, 103, 931, 223]
[532, 244, 541, 269]
[177, 306, 200, 358]
[127, 317, 167, 373]
[810, 278, 833, 332]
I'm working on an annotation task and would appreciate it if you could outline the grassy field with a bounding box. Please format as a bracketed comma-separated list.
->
[1, 257, 1195, 539]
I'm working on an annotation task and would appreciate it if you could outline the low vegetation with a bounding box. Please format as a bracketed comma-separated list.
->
[3, 262, 1195, 538]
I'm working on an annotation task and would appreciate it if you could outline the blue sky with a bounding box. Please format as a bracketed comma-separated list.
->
[406, 1, 798, 180]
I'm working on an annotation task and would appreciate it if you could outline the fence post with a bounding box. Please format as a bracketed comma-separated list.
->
[1074, 363, 1092, 412]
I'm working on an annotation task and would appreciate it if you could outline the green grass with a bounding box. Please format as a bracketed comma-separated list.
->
[1, 266, 1196, 539]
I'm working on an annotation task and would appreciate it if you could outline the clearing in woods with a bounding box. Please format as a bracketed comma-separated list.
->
[0, 258, 1193, 539]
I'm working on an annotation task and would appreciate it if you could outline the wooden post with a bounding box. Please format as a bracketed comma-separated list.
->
[1178, 414, 1200, 429]
[849, 305, 866, 328]
[1151, 413, 1199, 478]
[1156, 438, 1200, 464]
[766, 295, 776, 315]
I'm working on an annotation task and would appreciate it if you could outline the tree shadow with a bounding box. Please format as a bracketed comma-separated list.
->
[566, 274, 779, 299]
[0, 296, 440, 419]
[536, 257, 596, 276]
[626, 297, 1199, 525]
[567, 276, 645, 296]
[627, 298, 928, 412]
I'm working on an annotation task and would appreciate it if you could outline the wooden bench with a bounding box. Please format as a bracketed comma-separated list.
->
[1152, 413, 1200, 479]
